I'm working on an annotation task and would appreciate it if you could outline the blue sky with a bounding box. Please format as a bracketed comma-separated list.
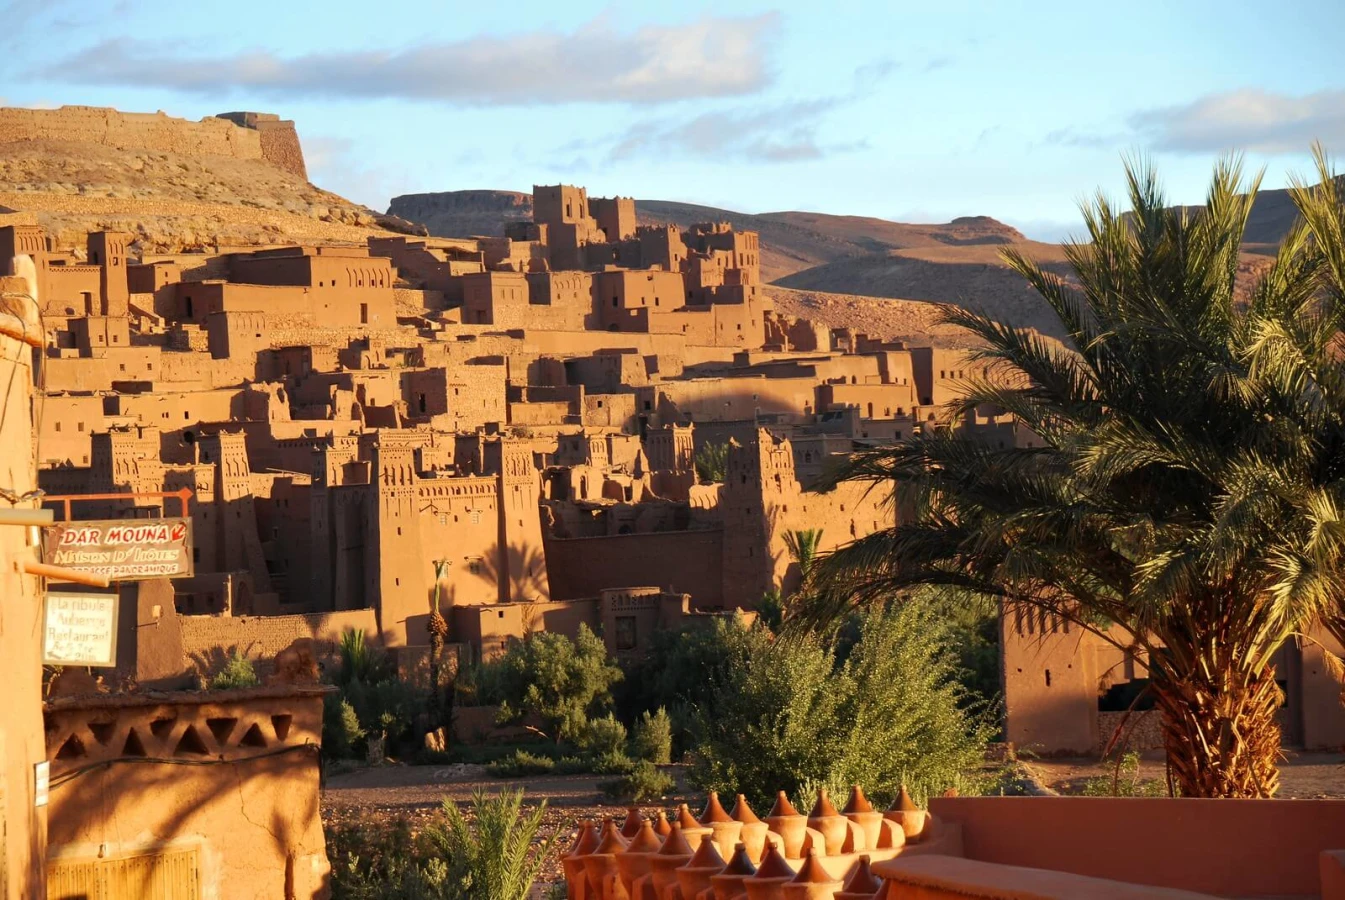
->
[2, 0, 1343, 240]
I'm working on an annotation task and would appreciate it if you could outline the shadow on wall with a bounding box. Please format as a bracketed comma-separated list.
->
[188, 642, 264, 685]
[472, 540, 549, 603]
[45, 693, 330, 899]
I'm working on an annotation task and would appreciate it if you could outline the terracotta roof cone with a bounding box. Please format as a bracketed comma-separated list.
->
[753, 843, 798, 880]
[723, 842, 758, 876]
[688, 836, 727, 869]
[621, 807, 645, 838]
[626, 819, 663, 854]
[567, 820, 601, 857]
[893, 785, 920, 813]
[731, 793, 763, 824]
[809, 787, 840, 818]
[843, 785, 874, 814]
[653, 809, 673, 837]
[791, 849, 840, 884]
[596, 819, 629, 854]
[841, 856, 883, 895]
[658, 823, 694, 857]
[768, 790, 801, 818]
[700, 791, 733, 824]
[677, 803, 702, 830]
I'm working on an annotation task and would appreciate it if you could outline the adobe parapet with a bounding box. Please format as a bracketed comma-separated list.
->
[0, 105, 307, 180]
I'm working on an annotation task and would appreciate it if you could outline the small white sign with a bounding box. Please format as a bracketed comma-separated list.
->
[42, 592, 119, 667]
[34, 761, 49, 808]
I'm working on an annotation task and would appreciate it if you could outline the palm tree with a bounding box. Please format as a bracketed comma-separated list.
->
[429, 559, 451, 727]
[784, 527, 825, 584]
[802, 150, 1345, 798]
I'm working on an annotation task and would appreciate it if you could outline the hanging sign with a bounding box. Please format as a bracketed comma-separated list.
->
[43, 518, 193, 581]
[42, 592, 119, 667]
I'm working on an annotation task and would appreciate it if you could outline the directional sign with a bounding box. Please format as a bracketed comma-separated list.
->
[43, 518, 193, 581]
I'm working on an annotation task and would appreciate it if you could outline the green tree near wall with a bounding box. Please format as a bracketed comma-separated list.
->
[486, 624, 623, 744]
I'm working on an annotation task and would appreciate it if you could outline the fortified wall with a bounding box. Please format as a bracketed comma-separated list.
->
[0, 106, 307, 179]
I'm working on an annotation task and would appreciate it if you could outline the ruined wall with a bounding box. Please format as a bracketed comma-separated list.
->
[0, 106, 308, 178]
[0, 105, 258, 158]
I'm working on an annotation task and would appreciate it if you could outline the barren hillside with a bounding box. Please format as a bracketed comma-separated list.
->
[767, 286, 989, 347]
[388, 190, 1027, 283]
[773, 243, 1074, 339]
[0, 140, 401, 252]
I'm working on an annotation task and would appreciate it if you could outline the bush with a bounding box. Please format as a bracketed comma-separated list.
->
[328, 790, 555, 900]
[615, 612, 758, 754]
[688, 604, 992, 808]
[630, 708, 673, 764]
[601, 760, 675, 803]
[590, 751, 636, 776]
[327, 815, 446, 900]
[486, 749, 556, 778]
[1081, 752, 1167, 797]
[579, 713, 628, 757]
[694, 442, 729, 484]
[337, 628, 390, 687]
[483, 625, 623, 744]
[424, 788, 557, 900]
[210, 650, 260, 690]
[344, 677, 425, 748]
[324, 694, 366, 760]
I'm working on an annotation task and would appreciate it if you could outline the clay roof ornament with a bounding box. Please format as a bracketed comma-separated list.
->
[620, 806, 644, 838]
[700, 790, 734, 824]
[730, 793, 764, 824]
[838, 855, 884, 899]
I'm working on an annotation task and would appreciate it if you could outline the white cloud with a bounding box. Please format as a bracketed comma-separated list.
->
[40, 13, 781, 107]
[1132, 89, 1345, 153]
[1049, 88, 1345, 155]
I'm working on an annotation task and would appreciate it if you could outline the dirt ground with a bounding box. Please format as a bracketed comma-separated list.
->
[1024, 750, 1345, 799]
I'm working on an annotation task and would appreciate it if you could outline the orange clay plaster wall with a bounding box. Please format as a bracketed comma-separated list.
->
[928, 796, 1345, 899]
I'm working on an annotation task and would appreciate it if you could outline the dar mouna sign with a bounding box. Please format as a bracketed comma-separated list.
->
[43, 518, 194, 581]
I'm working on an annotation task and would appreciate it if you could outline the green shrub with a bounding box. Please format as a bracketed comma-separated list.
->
[486, 749, 556, 778]
[615, 612, 758, 753]
[483, 625, 623, 744]
[344, 677, 425, 747]
[688, 604, 991, 808]
[694, 442, 729, 484]
[601, 761, 675, 803]
[579, 713, 628, 757]
[630, 708, 673, 764]
[327, 815, 446, 900]
[323, 694, 366, 760]
[337, 628, 390, 686]
[210, 650, 260, 690]
[328, 790, 555, 899]
[1081, 752, 1167, 797]
[590, 751, 636, 776]
[423, 788, 557, 900]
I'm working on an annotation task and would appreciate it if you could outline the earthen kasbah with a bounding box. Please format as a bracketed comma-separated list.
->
[8, 107, 1344, 763]
[5, 107, 1025, 679]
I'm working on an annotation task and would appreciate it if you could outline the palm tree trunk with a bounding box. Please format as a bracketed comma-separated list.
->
[1150, 664, 1282, 798]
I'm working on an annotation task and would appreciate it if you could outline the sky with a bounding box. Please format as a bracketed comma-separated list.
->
[2, 0, 1343, 241]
